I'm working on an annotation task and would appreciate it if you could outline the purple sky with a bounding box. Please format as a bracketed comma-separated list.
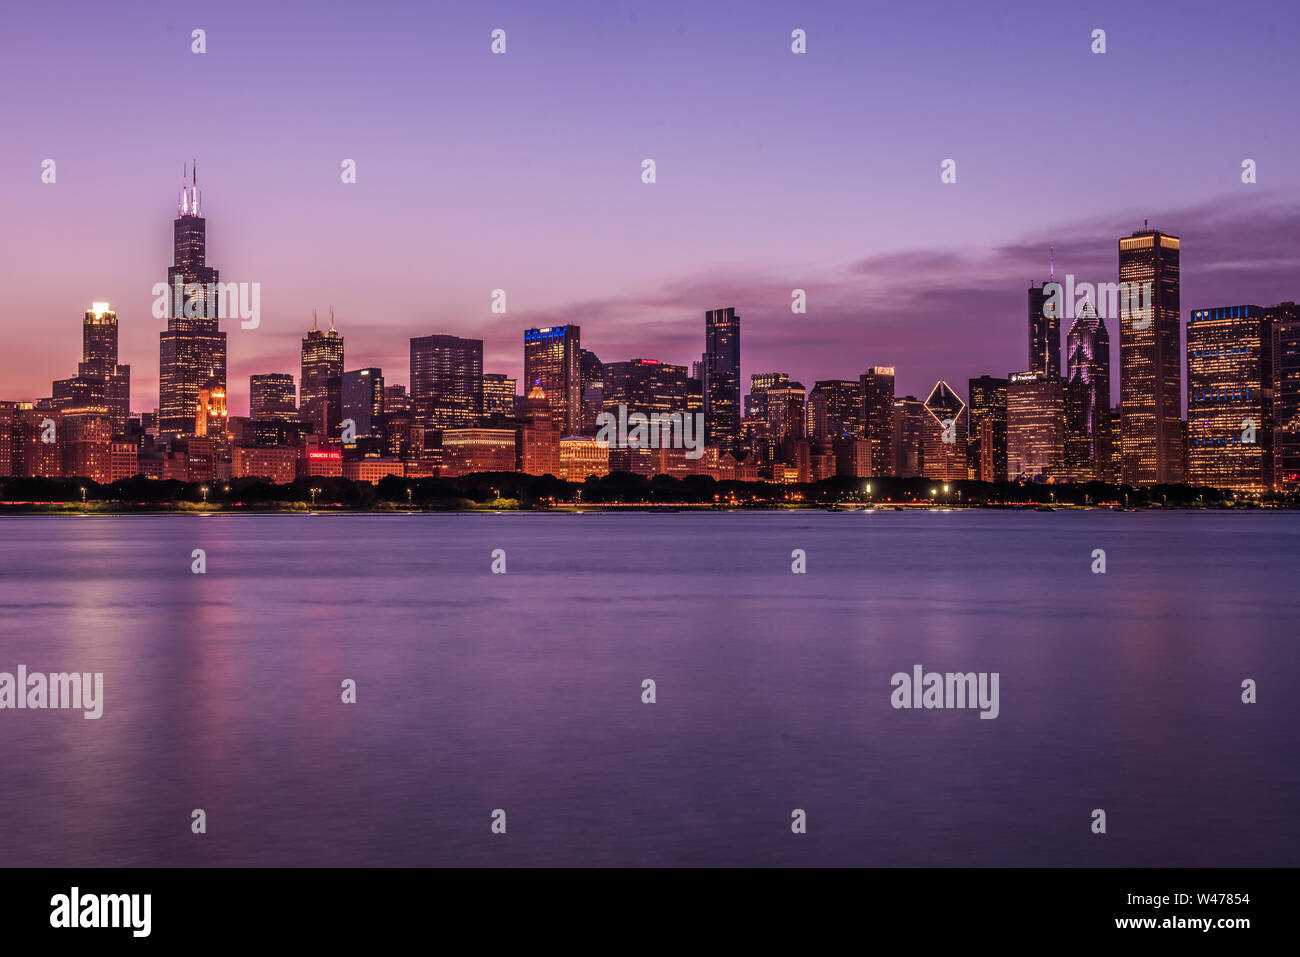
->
[2, 0, 1297, 416]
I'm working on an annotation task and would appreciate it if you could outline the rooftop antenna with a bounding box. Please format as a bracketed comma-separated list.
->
[312, 308, 317, 331]
[1144, 217, 1149, 230]
[329, 306, 335, 332]
[1049, 245, 1054, 282]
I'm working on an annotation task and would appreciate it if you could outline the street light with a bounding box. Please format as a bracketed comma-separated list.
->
[80, 487, 86, 504]
[406, 487, 413, 506]
[200, 485, 208, 503]
[310, 488, 318, 507]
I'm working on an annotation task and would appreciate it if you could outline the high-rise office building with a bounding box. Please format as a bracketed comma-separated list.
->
[702, 308, 741, 451]
[411, 333, 484, 429]
[967, 374, 1007, 481]
[921, 380, 967, 481]
[1119, 226, 1182, 484]
[250, 373, 297, 417]
[53, 303, 130, 434]
[745, 372, 788, 421]
[1187, 305, 1272, 493]
[1268, 302, 1300, 491]
[481, 373, 517, 417]
[341, 368, 385, 443]
[808, 380, 861, 440]
[602, 359, 694, 417]
[1028, 281, 1061, 379]
[1064, 302, 1112, 481]
[159, 165, 226, 438]
[301, 309, 344, 434]
[892, 396, 926, 478]
[1007, 371, 1064, 480]
[516, 384, 561, 475]
[860, 367, 895, 477]
[523, 325, 581, 435]
[766, 382, 806, 441]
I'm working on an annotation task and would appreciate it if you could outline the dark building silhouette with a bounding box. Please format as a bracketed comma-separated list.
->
[860, 367, 895, 477]
[702, 307, 741, 451]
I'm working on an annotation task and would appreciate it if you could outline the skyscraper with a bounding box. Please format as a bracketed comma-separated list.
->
[1268, 302, 1300, 491]
[250, 373, 297, 417]
[1028, 280, 1061, 379]
[808, 380, 861, 440]
[481, 373, 517, 417]
[411, 333, 484, 428]
[766, 381, 806, 441]
[56, 302, 130, 434]
[921, 380, 967, 481]
[1064, 302, 1111, 481]
[702, 308, 741, 451]
[745, 372, 789, 422]
[967, 374, 1007, 481]
[1119, 226, 1182, 485]
[523, 326, 581, 435]
[860, 367, 895, 477]
[301, 310, 345, 434]
[1187, 305, 1272, 493]
[1007, 371, 1064, 480]
[891, 396, 925, 478]
[159, 164, 226, 438]
[341, 368, 385, 444]
[601, 359, 694, 418]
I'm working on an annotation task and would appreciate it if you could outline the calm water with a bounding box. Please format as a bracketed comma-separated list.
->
[0, 510, 1296, 867]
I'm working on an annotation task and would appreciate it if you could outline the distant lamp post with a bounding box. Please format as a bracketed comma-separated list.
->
[200, 485, 208, 503]
[310, 488, 318, 507]
[406, 487, 413, 506]
[930, 487, 937, 500]
[943, 484, 949, 495]
[80, 487, 86, 504]
[865, 482, 872, 497]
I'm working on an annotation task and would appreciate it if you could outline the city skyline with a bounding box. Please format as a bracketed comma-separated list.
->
[3, 0, 1298, 414]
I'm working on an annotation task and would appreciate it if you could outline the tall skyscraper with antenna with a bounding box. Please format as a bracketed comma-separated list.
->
[301, 308, 345, 435]
[158, 161, 227, 437]
[1027, 248, 1061, 379]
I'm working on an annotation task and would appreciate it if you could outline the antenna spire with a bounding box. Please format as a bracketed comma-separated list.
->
[329, 306, 335, 331]
[1049, 244, 1054, 281]
[312, 308, 317, 331]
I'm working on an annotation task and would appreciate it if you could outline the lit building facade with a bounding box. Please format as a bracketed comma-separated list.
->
[159, 167, 226, 438]
[411, 333, 483, 428]
[921, 380, 967, 481]
[523, 326, 581, 435]
[860, 367, 896, 477]
[1007, 371, 1064, 480]
[301, 311, 344, 434]
[1187, 304, 1272, 493]
[1118, 228, 1182, 484]
[1269, 303, 1300, 491]
[702, 308, 741, 451]
[1064, 302, 1111, 481]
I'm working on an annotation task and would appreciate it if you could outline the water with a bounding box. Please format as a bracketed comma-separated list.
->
[0, 510, 1295, 866]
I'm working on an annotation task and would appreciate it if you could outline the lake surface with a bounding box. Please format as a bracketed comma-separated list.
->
[0, 510, 1295, 866]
